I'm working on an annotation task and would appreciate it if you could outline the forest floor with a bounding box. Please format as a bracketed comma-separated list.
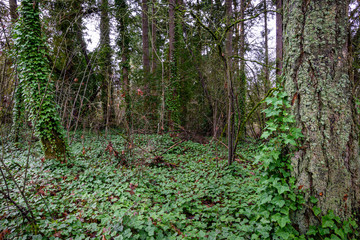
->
[0, 131, 265, 240]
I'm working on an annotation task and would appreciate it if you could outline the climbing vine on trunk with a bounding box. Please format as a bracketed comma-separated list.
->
[13, 0, 68, 160]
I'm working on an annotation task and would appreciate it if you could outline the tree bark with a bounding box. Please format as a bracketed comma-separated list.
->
[167, 0, 181, 129]
[100, 0, 112, 133]
[142, 0, 150, 75]
[9, 0, 18, 22]
[225, 0, 235, 165]
[238, 0, 246, 139]
[275, 0, 283, 77]
[151, 0, 157, 73]
[169, 0, 175, 62]
[263, 0, 270, 92]
[283, 0, 360, 233]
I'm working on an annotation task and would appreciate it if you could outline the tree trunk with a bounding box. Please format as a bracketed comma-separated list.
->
[100, 0, 112, 134]
[263, 0, 270, 92]
[225, 0, 235, 165]
[9, 0, 18, 22]
[167, 0, 181, 129]
[169, 0, 175, 61]
[151, 0, 157, 73]
[283, 0, 360, 233]
[116, 0, 131, 127]
[238, 0, 246, 139]
[275, 0, 283, 77]
[16, 0, 68, 160]
[142, 0, 150, 75]
[8, 0, 20, 139]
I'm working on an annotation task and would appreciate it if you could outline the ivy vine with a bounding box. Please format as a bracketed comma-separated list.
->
[13, 0, 68, 160]
[251, 89, 359, 239]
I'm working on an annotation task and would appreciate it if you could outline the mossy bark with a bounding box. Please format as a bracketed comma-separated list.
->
[283, 0, 360, 233]
[100, 0, 112, 130]
[41, 133, 67, 160]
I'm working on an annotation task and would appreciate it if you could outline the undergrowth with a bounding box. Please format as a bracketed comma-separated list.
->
[1, 132, 262, 239]
[0, 92, 359, 240]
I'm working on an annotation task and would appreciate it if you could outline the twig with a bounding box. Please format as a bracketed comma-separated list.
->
[160, 140, 185, 155]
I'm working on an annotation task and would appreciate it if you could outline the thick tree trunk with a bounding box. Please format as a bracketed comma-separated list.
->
[16, 0, 68, 160]
[283, 0, 360, 233]
[275, 0, 283, 77]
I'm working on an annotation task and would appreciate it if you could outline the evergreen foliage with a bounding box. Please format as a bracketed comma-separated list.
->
[13, 0, 68, 159]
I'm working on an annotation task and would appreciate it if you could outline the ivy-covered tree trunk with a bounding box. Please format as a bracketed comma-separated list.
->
[238, 0, 246, 139]
[100, 0, 112, 133]
[283, 0, 360, 233]
[14, 0, 68, 160]
[166, 0, 181, 129]
[116, 0, 131, 127]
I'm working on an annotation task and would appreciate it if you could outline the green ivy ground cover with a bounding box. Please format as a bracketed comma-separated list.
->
[0, 133, 263, 239]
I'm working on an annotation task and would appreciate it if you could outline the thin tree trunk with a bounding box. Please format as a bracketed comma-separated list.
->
[225, 0, 234, 165]
[151, 0, 157, 73]
[100, 0, 112, 134]
[276, 0, 283, 78]
[233, 0, 239, 79]
[9, 0, 18, 22]
[239, 0, 246, 139]
[169, 0, 175, 62]
[142, 0, 150, 75]
[264, 0, 269, 92]
[7, 0, 19, 139]
[119, 5, 131, 128]
[284, 0, 360, 233]
[167, 0, 178, 129]
[122, 53, 130, 125]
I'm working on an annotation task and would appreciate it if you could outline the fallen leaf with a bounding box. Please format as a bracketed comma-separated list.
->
[0, 229, 10, 240]
[54, 231, 62, 238]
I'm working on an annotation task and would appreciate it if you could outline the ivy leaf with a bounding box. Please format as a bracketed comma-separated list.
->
[271, 213, 290, 228]
[313, 206, 321, 216]
[330, 234, 342, 240]
[322, 215, 335, 229]
[307, 226, 318, 236]
[261, 131, 271, 139]
[273, 182, 289, 194]
[310, 196, 318, 204]
[318, 227, 330, 235]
